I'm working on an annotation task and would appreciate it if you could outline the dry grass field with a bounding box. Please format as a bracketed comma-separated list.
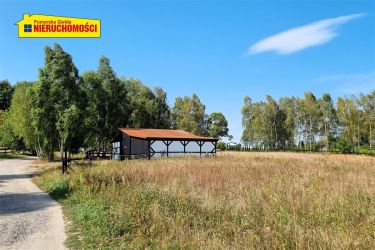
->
[33, 152, 375, 249]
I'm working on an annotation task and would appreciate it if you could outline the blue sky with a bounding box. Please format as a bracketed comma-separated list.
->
[1, 0, 374, 141]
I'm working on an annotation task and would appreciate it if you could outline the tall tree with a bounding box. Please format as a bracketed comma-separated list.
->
[337, 96, 363, 152]
[207, 112, 229, 139]
[98, 56, 127, 149]
[83, 57, 129, 150]
[265, 95, 286, 149]
[0, 111, 24, 150]
[172, 94, 207, 135]
[82, 70, 105, 150]
[318, 93, 339, 150]
[241, 96, 254, 143]
[8, 81, 38, 153]
[0, 110, 4, 125]
[151, 87, 171, 129]
[358, 91, 375, 150]
[126, 78, 156, 128]
[298, 92, 321, 150]
[242, 96, 287, 149]
[0, 80, 13, 110]
[250, 101, 268, 148]
[33, 44, 84, 164]
[279, 97, 297, 147]
[32, 67, 57, 160]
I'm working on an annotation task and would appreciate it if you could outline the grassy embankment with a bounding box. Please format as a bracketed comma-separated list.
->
[33, 152, 375, 249]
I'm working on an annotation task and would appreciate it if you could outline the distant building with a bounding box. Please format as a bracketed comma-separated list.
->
[111, 128, 218, 160]
[226, 142, 241, 150]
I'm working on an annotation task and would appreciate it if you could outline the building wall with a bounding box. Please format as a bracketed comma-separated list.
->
[116, 135, 149, 158]
[130, 137, 149, 156]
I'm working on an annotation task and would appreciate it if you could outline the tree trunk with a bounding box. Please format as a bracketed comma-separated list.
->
[60, 140, 65, 174]
[370, 122, 372, 150]
[357, 124, 360, 152]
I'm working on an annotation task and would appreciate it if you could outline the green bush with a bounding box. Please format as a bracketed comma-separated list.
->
[46, 178, 70, 199]
[358, 146, 375, 155]
[217, 141, 226, 151]
[332, 136, 353, 153]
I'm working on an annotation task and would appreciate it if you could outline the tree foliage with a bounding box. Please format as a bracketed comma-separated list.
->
[241, 91, 374, 152]
[172, 94, 208, 135]
[0, 80, 13, 110]
[8, 82, 38, 151]
[207, 112, 229, 139]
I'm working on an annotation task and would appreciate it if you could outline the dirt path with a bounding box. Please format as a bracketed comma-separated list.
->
[0, 158, 66, 250]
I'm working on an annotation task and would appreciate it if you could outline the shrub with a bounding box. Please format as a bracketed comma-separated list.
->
[217, 141, 226, 151]
[46, 178, 70, 199]
[332, 136, 353, 153]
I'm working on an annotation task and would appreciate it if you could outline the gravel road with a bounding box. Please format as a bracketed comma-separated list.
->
[0, 158, 66, 250]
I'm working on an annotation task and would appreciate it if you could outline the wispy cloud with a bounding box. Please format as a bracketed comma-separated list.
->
[318, 72, 375, 95]
[246, 13, 365, 55]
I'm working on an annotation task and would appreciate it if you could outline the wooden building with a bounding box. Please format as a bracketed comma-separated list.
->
[111, 128, 218, 159]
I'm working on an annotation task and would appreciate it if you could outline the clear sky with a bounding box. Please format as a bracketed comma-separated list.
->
[1, 0, 374, 141]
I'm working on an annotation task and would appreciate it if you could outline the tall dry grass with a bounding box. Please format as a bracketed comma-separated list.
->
[34, 152, 375, 249]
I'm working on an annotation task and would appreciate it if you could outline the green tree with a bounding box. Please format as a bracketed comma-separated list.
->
[337, 96, 363, 152]
[0, 110, 4, 124]
[151, 87, 171, 129]
[33, 44, 84, 163]
[359, 91, 375, 150]
[0, 80, 13, 110]
[241, 96, 254, 144]
[0, 111, 25, 150]
[8, 81, 38, 152]
[242, 96, 287, 149]
[279, 97, 297, 148]
[250, 101, 268, 148]
[126, 78, 156, 128]
[82, 70, 105, 150]
[98, 57, 127, 149]
[265, 95, 286, 149]
[297, 92, 321, 150]
[82, 57, 128, 150]
[172, 94, 207, 135]
[32, 68, 57, 160]
[207, 112, 229, 139]
[318, 93, 339, 150]
[217, 141, 226, 151]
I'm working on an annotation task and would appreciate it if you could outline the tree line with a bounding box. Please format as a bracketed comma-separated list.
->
[241, 91, 374, 153]
[0, 44, 229, 160]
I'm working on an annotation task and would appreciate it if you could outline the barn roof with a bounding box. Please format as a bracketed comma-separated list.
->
[117, 128, 218, 141]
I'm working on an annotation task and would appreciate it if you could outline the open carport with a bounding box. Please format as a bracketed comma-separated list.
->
[111, 128, 218, 160]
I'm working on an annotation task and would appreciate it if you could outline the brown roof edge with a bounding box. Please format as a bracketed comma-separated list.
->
[117, 128, 218, 141]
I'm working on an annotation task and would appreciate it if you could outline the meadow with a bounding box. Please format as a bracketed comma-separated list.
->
[33, 152, 375, 249]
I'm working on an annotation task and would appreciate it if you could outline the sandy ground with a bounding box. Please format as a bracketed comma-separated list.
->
[0, 158, 66, 250]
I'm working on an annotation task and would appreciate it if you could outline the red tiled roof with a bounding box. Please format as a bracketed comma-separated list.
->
[118, 128, 218, 141]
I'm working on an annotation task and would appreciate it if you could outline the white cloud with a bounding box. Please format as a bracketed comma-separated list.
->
[318, 72, 375, 95]
[247, 13, 365, 55]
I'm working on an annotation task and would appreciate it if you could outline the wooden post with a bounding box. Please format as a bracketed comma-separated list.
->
[129, 137, 132, 160]
[148, 140, 151, 160]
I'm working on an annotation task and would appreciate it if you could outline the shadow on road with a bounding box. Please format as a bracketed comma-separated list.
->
[0, 174, 32, 181]
[0, 192, 54, 215]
